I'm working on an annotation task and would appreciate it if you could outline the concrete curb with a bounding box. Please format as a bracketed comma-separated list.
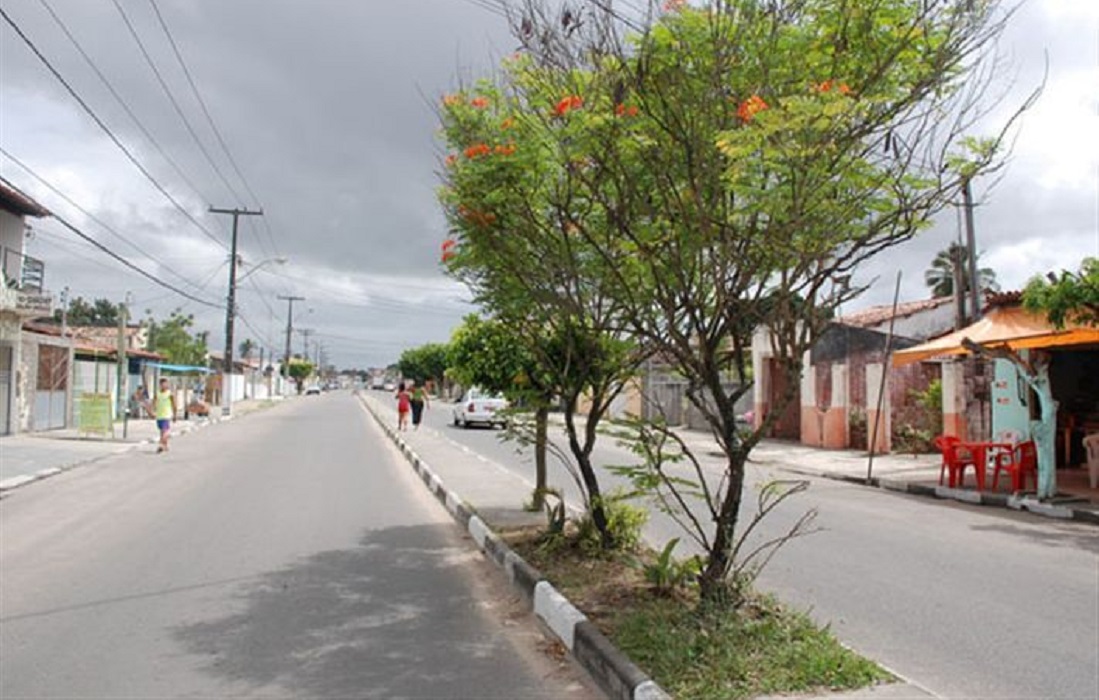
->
[358, 393, 671, 700]
[0, 416, 218, 493]
[782, 466, 1099, 526]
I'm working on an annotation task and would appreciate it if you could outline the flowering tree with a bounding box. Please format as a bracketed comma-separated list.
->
[441, 0, 1026, 602]
[438, 76, 646, 547]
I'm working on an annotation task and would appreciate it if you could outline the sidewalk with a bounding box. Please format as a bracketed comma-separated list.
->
[728, 436, 1099, 524]
[0, 398, 278, 491]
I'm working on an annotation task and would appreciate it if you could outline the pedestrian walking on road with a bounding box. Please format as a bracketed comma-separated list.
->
[410, 380, 429, 429]
[396, 382, 411, 431]
[148, 377, 177, 453]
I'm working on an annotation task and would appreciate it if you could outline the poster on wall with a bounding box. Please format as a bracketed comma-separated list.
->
[77, 393, 113, 436]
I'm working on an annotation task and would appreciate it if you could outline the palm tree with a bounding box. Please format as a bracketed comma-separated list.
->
[925, 243, 1000, 297]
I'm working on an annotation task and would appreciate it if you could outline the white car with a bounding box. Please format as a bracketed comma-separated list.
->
[452, 389, 509, 429]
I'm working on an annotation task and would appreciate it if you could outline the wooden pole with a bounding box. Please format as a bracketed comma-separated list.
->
[867, 271, 903, 483]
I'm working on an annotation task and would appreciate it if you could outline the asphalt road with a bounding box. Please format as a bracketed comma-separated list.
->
[419, 396, 1099, 700]
[0, 393, 598, 699]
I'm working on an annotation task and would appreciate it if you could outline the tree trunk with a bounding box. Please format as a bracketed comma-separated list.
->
[698, 449, 747, 604]
[532, 405, 549, 510]
[564, 402, 614, 549]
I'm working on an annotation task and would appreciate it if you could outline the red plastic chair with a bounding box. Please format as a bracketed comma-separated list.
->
[934, 435, 976, 488]
[992, 440, 1038, 493]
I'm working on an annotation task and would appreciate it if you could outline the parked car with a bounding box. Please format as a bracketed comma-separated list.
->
[452, 388, 509, 429]
[304, 384, 322, 395]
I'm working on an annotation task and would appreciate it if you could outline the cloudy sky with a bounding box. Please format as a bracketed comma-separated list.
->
[1, 0, 1096, 369]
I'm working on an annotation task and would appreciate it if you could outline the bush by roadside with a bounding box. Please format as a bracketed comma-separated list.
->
[501, 524, 892, 700]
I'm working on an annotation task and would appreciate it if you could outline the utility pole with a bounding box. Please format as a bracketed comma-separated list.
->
[117, 292, 132, 437]
[952, 240, 966, 329]
[962, 178, 981, 323]
[210, 206, 263, 416]
[298, 328, 315, 362]
[278, 295, 304, 393]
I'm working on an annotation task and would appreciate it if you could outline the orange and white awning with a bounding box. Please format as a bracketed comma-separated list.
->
[892, 306, 1099, 367]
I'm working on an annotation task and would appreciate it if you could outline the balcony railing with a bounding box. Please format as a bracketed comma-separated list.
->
[1, 246, 52, 317]
[3, 246, 45, 292]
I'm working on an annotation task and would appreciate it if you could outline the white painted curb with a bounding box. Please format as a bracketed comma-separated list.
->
[533, 580, 586, 651]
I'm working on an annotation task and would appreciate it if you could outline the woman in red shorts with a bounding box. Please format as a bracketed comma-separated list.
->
[395, 382, 411, 431]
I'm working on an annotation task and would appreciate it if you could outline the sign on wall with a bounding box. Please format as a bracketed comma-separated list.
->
[77, 393, 113, 436]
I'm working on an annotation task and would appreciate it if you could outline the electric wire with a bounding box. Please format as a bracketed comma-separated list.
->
[0, 176, 223, 309]
[108, 0, 244, 207]
[0, 5, 225, 250]
[263, 267, 473, 313]
[32, 0, 213, 205]
[146, 0, 284, 261]
[1, 147, 221, 294]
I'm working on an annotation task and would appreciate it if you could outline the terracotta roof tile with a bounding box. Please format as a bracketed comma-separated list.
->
[838, 296, 953, 328]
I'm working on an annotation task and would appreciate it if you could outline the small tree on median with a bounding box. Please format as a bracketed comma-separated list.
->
[438, 75, 648, 548]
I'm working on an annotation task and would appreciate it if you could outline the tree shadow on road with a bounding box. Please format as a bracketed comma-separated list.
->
[173, 523, 564, 699]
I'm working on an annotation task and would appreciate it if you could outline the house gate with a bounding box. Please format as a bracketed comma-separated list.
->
[34, 343, 68, 430]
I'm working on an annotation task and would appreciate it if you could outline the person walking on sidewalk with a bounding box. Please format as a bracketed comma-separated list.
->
[147, 377, 177, 453]
[410, 380, 429, 429]
[395, 382, 411, 431]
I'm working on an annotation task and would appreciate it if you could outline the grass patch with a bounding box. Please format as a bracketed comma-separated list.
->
[502, 526, 892, 700]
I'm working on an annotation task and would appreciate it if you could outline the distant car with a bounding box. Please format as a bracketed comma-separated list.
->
[383, 382, 396, 392]
[452, 388, 509, 429]
[304, 384, 322, 395]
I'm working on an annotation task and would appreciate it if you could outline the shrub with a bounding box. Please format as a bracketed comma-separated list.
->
[577, 490, 648, 554]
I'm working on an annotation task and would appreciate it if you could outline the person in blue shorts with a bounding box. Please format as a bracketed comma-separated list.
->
[148, 377, 178, 453]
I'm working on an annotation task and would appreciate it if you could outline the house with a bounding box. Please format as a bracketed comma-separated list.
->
[751, 297, 961, 453]
[0, 182, 55, 435]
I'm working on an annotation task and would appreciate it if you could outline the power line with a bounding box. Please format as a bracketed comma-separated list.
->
[33, 0, 212, 204]
[0, 5, 225, 249]
[0, 146, 221, 294]
[146, 0, 284, 263]
[146, 1, 265, 208]
[0, 175, 223, 310]
[109, 0, 244, 206]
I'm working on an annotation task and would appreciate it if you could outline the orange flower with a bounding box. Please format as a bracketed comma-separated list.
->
[662, 0, 686, 11]
[441, 238, 457, 251]
[471, 96, 489, 109]
[443, 94, 463, 107]
[737, 94, 768, 122]
[500, 117, 515, 130]
[441, 249, 456, 263]
[464, 143, 491, 158]
[616, 103, 639, 117]
[494, 142, 516, 156]
[812, 80, 852, 96]
[554, 95, 583, 116]
[445, 154, 458, 167]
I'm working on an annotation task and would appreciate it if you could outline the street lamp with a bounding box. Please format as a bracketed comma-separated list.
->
[221, 254, 284, 417]
[238, 256, 288, 282]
